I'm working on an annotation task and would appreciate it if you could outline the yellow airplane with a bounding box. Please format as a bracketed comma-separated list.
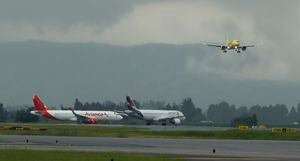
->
[206, 39, 254, 53]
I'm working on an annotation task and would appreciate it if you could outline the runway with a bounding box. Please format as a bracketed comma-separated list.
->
[0, 135, 300, 160]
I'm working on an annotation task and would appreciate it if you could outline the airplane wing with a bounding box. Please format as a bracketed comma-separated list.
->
[69, 109, 97, 123]
[124, 110, 143, 119]
[70, 109, 89, 119]
[237, 45, 255, 51]
[206, 44, 222, 47]
[239, 45, 254, 48]
[114, 110, 128, 117]
[153, 116, 166, 121]
[153, 115, 182, 121]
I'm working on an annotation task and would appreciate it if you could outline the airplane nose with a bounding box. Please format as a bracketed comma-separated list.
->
[180, 113, 186, 120]
[117, 115, 123, 120]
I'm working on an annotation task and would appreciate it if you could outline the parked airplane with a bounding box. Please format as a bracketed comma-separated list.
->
[206, 39, 254, 53]
[125, 96, 185, 125]
[30, 95, 123, 124]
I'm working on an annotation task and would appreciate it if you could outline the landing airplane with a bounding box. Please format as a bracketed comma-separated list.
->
[125, 96, 185, 126]
[30, 95, 123, 124]
[206, 39, 254, 53]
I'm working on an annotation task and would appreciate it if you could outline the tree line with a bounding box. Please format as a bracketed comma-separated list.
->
[0, 98, 300, 125]
[0, 104, 39, 123]
[207, 101, 300, 124]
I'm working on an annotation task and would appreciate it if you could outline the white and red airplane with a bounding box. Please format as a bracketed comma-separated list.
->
[30, 95, 123, 124]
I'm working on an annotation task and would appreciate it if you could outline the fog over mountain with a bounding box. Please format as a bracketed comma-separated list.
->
[1, 41, 300, 109]
[0, 0, 300, 109]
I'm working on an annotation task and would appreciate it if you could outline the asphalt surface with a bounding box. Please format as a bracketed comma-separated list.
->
[0, 135, 300, 160]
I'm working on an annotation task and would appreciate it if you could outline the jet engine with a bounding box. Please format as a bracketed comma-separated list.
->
[170, 118, 181, 125]
[221, 46, 226, 50]
[84, 118, 97, 124]
[242, 46, 247, 51]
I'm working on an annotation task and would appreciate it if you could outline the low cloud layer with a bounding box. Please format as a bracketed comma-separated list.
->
[0, 0, 300, 82]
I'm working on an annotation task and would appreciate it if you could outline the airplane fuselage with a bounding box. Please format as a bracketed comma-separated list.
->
[31, 110, 122, 121]
[226, 40, 240, 49]
[126, 109, 185, 125]
[139, 110, 185, 121]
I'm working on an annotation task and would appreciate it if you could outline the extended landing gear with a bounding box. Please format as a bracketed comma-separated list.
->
[223, 50, 227, 53]
[237, 50, 241, 53]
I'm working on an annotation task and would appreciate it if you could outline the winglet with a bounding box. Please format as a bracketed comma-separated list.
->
[225, 33, 229, 44]
[69, 108, 79, 116]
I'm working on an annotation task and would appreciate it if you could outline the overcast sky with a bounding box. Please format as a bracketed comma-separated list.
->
[1, 0, 300, 108]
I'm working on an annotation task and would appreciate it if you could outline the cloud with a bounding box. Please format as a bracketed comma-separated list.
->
[0, 22, 105, 43]
[100, 0, 299, 81]
[0, 0, 144, 43]
[0, 0, 299, 82]
[0, 0, 141, 24]
[100, 1, 257, 45]
[186, 53, 290, 81]
[0, 1, 257, 45]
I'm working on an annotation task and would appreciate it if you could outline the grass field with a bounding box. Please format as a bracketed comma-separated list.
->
[0, 124, 300, 140]
[0, 149, 181, 161]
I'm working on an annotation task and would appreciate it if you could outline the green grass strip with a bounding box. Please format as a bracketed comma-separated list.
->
[0, 149, 181, 161]
[0, 124, 300, 140]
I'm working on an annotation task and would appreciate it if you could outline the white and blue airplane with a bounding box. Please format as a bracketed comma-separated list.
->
[125, 95, 185, 125]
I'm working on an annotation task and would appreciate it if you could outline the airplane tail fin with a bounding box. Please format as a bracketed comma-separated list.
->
[126, 95, 143, 118]
[32, 95, 48, 111]
[225, 34, 229, 44]
[126, 95, 138, 110]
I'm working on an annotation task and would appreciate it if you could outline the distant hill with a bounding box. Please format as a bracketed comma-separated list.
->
[0, 41, 299, 108]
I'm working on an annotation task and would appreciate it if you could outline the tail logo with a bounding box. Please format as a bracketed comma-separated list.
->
[33, 95, 48, 111]
[32, 95, 58, 120]
[126, 95, 143, 118]
[126, 96, 136, 110]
